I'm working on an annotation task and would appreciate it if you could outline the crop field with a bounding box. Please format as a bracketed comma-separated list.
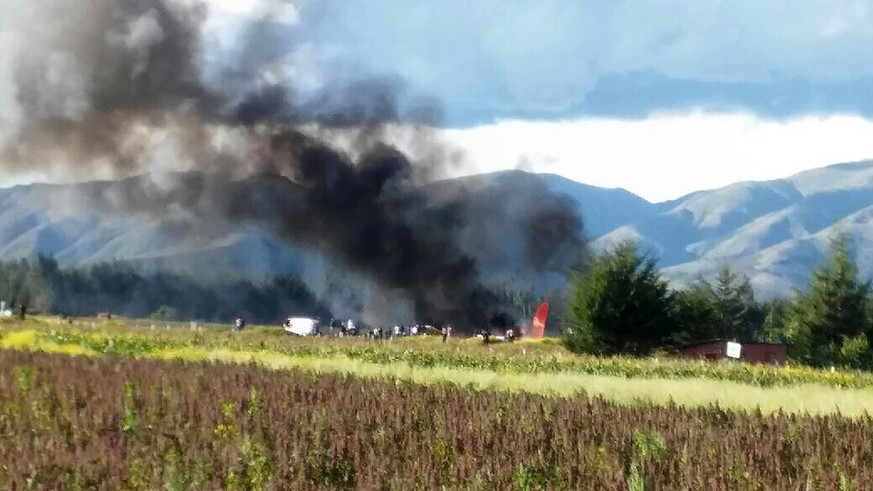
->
[2, 317, 873, 489]
[3, 349, 873, 490]
[3, 317, 873, 414]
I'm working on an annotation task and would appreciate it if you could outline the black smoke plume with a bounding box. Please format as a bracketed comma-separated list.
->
[1, 0, 585, 330]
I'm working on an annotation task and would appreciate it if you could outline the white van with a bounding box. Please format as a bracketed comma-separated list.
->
[283, 317, 321, 336]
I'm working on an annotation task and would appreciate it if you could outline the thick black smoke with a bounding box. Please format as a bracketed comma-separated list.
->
[1, 0, 585, 330]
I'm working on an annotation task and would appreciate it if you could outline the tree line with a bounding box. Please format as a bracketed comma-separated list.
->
[0, 255, 565, 331]
[0, 256, 330, 324]
[564, 233, 873, 370]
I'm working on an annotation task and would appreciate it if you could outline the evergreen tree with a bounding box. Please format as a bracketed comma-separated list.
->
[760, 298, 791, 343]
[0, 256, 331, 324]
[563, 240, 676, 356]
[786, 233, 873, 368]
[710, 265, 763, 340]
[0, 259, 52, 313]
[712, 264, 755, 339]
[673, 283, 719, 344]
[673, 264, 765, 344]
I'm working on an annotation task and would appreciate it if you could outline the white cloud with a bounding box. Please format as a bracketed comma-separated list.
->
[290, 0, 873, 116]
[440, 112, 873, 202]
[207, 0, 299, 25]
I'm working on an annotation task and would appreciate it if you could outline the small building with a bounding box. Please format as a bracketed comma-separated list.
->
[678, 340, 788, 365]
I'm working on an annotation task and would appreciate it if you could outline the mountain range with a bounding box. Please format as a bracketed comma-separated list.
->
[2, 160, 873, 300]
[589, 160, 873, 298]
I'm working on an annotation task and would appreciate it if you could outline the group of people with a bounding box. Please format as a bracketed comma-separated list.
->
[476, 327, 521, 344]
[233, 315, 514, 344]
[362, 323, 455, 342]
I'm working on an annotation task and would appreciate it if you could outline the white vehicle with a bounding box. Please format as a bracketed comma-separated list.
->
[283, 317, 321, 336]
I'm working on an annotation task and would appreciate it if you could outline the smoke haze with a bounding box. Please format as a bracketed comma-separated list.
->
[0, 0, 585, 330]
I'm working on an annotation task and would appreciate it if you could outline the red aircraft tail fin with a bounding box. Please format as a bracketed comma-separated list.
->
[531, 301, 549, 339]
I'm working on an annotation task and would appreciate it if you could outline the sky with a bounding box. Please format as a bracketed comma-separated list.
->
[4, 0, 873, 202]
[209, 0, 873, 202]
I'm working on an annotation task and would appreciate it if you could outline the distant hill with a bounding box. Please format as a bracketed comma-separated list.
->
[2, 160, 873, 300]
[0, 170, 634, 301]
[0, 177, 331, 293]
[538, 173, 657, 239]
[593, 160, 873, 298]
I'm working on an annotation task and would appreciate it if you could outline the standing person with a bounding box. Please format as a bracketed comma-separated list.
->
[446, 324, 453, 341]
[441, 326, 448, 343]
[509, 328, 516, 342]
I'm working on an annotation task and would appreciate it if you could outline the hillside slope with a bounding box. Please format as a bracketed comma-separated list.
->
[0, 171, 634, 296]
[593, 160, 873, 297]
[2, 161, 873, 299]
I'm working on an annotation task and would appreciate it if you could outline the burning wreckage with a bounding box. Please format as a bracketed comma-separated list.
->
[280, 300, 550, 342]
[282, 318, 360, 337]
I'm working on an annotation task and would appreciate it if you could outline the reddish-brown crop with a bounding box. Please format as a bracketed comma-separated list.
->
[1, 350, 871, 490]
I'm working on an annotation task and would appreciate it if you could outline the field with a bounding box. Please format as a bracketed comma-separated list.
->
[3, 317, 873, 414]
[2, 317, 873, 489]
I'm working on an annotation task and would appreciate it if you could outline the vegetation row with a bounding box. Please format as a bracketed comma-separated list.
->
[3, 229, 873, 376]
[3, 322, 873, 390]
[564, 233, 873, 372]
[1, 350, 871, 490]
[0, 231, 873, 380]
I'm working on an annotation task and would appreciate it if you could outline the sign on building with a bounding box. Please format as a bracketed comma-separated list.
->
[726, 341, 742, 359]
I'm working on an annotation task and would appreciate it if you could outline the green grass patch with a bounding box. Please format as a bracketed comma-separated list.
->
[4, 324, 873, 416]
[8, 319, 873, 390]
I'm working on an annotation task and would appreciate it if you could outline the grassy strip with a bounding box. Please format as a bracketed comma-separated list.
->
[194, 349, 873, 417]
[5, 318, 873, 390]
[4, 328, 873, 416]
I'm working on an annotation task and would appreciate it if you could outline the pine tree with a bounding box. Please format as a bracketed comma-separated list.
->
[563, 240, 676, 356]
[673, 283, 719, 343]
[786, 233, 873, 368]
[760, 298, 791, 343]
[711, 265, 762, 340]
[673, 264, 764, 344]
